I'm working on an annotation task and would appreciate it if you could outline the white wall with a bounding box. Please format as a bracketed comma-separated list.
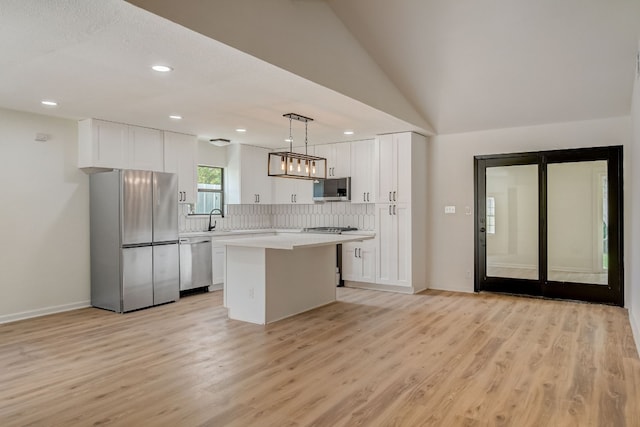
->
[197, 140, 227, 167]
[0, 108, 90, 322]
[427, 116, 632, 295]
[629, 40, 640, 355]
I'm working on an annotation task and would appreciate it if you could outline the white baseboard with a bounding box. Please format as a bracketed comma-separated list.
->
[428, 284, 475, 294]
[630, 309, 640, 358]
[0, 301, 91, 325]
[344, 281, 414, 294]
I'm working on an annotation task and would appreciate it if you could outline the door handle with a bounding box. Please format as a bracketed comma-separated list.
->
[480, 227, 486, 233]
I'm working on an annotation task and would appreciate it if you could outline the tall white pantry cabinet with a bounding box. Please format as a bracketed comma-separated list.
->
[343, 132, 428, 294]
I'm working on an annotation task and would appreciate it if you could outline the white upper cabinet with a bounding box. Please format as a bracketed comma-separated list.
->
[272, 178, 313, 204]
[78, 118, 163, 172]
[163, 131, 197, 204]
[376, 132, 416, 204]
[314, 142, 350, 178]
[350, 139, 376, 203]
[226, 144, 272, 204]
[78, 119, 128, 170]
[271, 145, 314, 204]
[129, 126, 164, 172]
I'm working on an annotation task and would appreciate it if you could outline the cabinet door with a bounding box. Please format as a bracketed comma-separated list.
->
[395, 204, 412, 287]
[376, 203, 397, 285]
[212, 243, 225, 285]
[341, 242, 361, 281]
[164, 132, 196, 204]
[294, 179, 314, 204]
[360, 241, 377, 283]
[351, 140, 375, 203]
[85, 119, 129, 169]
[272, 177, 296, 204]
[333, 142, 351, 178]
[394, 133, 412, 204]
[314, 144, 334, 176]
[129, 126, 164, 171]
[376, 134, 395, 203]
[240, 146, 272, 204]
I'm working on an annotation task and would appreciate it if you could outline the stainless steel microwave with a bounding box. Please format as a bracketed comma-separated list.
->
[313, 177, 351, 202]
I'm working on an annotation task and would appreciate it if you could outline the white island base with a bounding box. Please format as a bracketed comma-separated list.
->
[221, 233, 373, 325]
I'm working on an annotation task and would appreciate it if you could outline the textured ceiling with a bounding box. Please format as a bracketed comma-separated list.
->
[2, 0, 639, 145]
[327, 0, 640, 134]
[0, 0, 420, 148]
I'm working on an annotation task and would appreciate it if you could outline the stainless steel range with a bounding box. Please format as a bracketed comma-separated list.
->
[302, 226, 358, 234]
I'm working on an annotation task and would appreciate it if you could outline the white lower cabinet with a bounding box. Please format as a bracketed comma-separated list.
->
[342, 240, 376, 283]
[212, 242, 225, 285]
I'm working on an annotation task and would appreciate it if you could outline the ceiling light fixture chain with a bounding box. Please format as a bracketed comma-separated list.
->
[288, 114, 294, 152]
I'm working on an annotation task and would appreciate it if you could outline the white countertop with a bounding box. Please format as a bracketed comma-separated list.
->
[217, 232, 374, 250]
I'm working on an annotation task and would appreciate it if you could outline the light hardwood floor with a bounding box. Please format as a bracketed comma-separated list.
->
[1, 288, 639, 426]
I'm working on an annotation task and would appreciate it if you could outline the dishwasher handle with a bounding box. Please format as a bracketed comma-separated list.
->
[179, 237, 212, 245]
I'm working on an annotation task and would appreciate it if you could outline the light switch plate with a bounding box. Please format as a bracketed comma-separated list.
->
[444, 205, 456, 214]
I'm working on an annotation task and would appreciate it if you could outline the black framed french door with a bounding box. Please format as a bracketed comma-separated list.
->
[474, 146, 623, 306]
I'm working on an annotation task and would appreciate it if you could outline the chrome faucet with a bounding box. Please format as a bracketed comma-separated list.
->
[208, 208, 224, 231]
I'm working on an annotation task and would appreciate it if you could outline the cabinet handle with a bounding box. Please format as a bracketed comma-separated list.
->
[393, 205, 396, 215]
[366, 192, 370, 202]
[291, 194, 294, 203]
[258, 194, 260, 203]
[389, 191, 392, 202]
[182, 191, 185, 202]
[354, 248, 358, 258]
[393, 191, 397, 202]
[363, 192, 366, 202]
[388, 205, 392, 215]
[294, 194, 297, 203]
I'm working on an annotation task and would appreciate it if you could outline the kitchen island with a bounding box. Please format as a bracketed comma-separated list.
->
[218, 232, 374, 324]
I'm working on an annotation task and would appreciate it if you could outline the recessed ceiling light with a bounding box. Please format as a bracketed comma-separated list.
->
[41, 100, 58, 107]
[152, 65, 173, 72]
[169, 115, 182, 120]
[236, 128, 247, 133]
[343, 130, 354, 135]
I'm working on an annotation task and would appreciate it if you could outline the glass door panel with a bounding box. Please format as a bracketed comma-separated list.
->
[485, 164, 539, 280]
[547, 161, 608, 285]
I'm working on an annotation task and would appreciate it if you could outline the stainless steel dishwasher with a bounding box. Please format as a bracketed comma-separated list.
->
[179, 236, 213, 292]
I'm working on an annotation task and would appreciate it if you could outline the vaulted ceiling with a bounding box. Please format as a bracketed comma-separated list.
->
[1, 0, 639, 147]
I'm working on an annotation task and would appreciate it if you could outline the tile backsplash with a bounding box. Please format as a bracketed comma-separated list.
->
[180, 202, 376, 233]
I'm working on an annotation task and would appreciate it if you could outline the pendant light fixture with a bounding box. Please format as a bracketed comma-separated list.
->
[268, 113, 327, 180]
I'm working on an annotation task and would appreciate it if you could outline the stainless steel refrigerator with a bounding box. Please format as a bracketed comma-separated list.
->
[90, 170, 180, 312]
